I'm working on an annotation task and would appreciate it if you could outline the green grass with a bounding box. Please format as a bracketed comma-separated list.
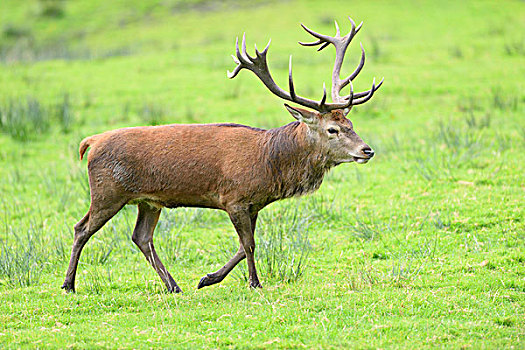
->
[0, 0, 524, 348]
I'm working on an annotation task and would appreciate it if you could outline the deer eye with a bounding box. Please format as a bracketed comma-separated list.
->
[327, 127, 339, 135]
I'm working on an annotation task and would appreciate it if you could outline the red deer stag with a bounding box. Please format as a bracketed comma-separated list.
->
[62, 17, 383, 293]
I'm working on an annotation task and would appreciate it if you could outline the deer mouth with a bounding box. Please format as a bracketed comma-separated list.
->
[353, 156, 370, 164]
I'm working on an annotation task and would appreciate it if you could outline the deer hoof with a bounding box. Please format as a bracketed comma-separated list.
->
[197, 276, 208, 289]
[61, 281, 75, 293]
[197, 273, 222, 289]
[249, 280, 262, 289]
[167, 284, 183, 294]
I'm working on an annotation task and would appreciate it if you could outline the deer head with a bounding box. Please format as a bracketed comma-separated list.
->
[228, 17, 383, 165]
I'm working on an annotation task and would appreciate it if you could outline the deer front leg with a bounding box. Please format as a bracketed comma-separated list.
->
[197, 241, 245, 289]
[227, 207, 261, 289]
[198, 213, 258, 289]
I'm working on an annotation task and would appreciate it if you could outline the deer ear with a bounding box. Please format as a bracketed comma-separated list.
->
[284, 104, 318, 125]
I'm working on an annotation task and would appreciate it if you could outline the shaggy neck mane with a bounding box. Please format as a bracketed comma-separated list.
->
[262, 121, 331, 200]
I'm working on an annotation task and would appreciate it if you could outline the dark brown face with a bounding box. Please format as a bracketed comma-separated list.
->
[285, 105, 374, 165]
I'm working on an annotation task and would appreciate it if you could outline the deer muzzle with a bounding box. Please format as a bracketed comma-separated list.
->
[353, 145, 374, 163]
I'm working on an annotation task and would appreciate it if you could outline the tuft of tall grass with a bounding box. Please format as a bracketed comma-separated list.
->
[155, 207, 226, 264]
[83, 237, 116, 266]
[68, 161, 91, 203]
[55, 93, 74, 133]
[81, 268, 111, 294]
[347, 210, 447, 249]
[0, 97, 50, 141]
[457, 95, 485, 113]
[346, 210, 444, 290]
[182, 107, 198, 123]
[449, 45, 464, 59]
[347, 252, 427, 290]
[408, 118, 484, 181]
[0, 232, 46, 287]
[491, 88, 519, 111]
[437, 119, 482, 151]
[158, 207, 224, 232]
[2, 24, 31, 39]
[40, 162, 92, 213]
[229, 204, 312, 284]
[140, 103, 167, 126]
[0, 94, 78, 140]
[504, 39, 525, 56]
[368, 36, 384, 62]
[38, 0, 65, 18]
[347, 211, 388, 241]
[301, 194, 344, 228]
[223, 82, 242, 100]
[0, 34, 135, 63]
[319, 15, 336, 26]
[465, 111, 491, 130]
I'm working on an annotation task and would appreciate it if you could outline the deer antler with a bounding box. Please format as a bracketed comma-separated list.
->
[227, 34, 345, 112]
[228, 17, 383, 113]
[299, 17, 384, 107]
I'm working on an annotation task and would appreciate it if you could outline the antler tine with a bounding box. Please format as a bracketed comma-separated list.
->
[256, 39, 271, 57]
[241, 33, 256, 62]
[241, 33, 247, 58]
[227, 37, 243, 78]
[236, 34, 248, 63]
[298, 39, 322, 47]
[350, 78, 384, 105]
[299, 21, 341, 52]
[347, 17, 363, 37]
[289, 55, 296, 100]
[347, 80, 354, 106]
[354, 19, 364, 33]
[228, 35, 269, 79]
[300, 23, 336, 44]
[346, 77, 384, 100]
[340, 43, 365, 90]
[320, 83, 327, 108]
[317, 42, 330, 52]
[348, 43, 366, 81]
[298, 39, 330, 52]
[348, 17, 357, 38]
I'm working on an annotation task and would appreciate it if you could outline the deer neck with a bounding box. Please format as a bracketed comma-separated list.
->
[264, 121, 331, 199]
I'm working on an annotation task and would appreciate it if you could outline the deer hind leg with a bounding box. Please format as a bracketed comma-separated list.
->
[62, 199, 127, 293]
[198, 213, 258, 289]
[132, 202, 182, 293]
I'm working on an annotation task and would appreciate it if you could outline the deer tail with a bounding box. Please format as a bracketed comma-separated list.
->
[79, 135, 99, 160]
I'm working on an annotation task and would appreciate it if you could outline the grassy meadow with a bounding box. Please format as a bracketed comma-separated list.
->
[0, 0, 524, 348]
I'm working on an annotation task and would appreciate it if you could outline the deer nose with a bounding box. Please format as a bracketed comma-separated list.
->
[362, 147, 375, 158]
